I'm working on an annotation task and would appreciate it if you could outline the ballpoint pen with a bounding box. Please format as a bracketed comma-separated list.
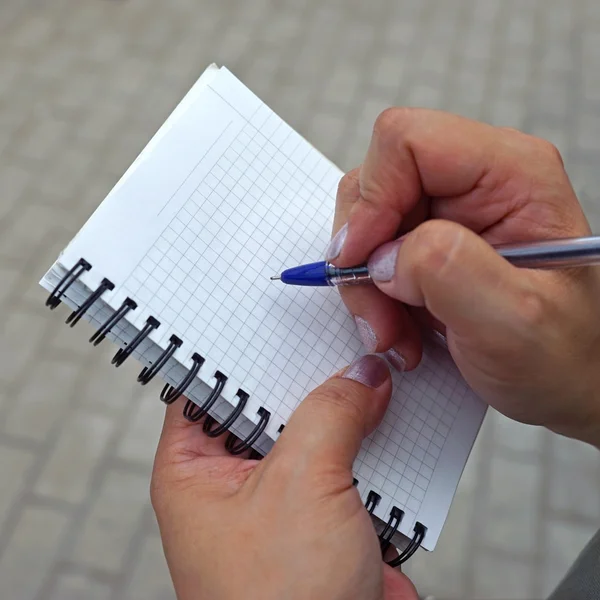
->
[270, 236, 600, 287]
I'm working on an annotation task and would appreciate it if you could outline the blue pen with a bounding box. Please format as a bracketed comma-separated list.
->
[270, 236, 600, 287]
[270, 262, 370, 286]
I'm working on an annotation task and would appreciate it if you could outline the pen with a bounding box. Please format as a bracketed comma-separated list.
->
[270, 236, 600, 287]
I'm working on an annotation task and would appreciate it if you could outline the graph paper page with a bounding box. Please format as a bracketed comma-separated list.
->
[43, 66, 486, 550]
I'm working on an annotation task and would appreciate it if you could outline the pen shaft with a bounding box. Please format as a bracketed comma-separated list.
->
[495, 237, 600, 269]
[330, 236, 600, 286]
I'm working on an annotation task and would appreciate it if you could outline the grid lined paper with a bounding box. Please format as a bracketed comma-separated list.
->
[41, 66, 486, 549]
[353, 348, 468, 531]
[121, 93, 362, 430]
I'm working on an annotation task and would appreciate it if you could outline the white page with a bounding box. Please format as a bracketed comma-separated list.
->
[41, 66, 486, 550]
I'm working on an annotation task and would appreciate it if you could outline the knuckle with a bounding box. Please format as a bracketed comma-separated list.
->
[410, 220, 465, 276]
[515, 285, 549, 329]
[337, 168, 360, 199]
[306, 462, 354, 499]
[309, 383, 366, 432]
[518, 132, 565, 167]
[373, 107, 413, 143]
[537, 138, 564, 166]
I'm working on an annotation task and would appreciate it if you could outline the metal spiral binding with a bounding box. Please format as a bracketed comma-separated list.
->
[90, 297, 137, 346]
[203, 390, 249, 438]
[386, 522, 427, 568]
[183, 371, 227, 420]
[45, 260, 301, 462]
[225, 407, 271, 455]
[46, 258, 91, 310]
[356, 498, 426, 567]
[66, 278, 114, 327]
[112, 316, 160, 367]
[378, 506, 404, 556]
[353, 480, 426, 565]
[161, 353, 205, 405]
[47, 263, 431, 549]
[365, 491, 381, 515]
[137, 334, 182, 385]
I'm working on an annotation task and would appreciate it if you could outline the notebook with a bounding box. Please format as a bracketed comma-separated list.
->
[39, 64, 487, 558]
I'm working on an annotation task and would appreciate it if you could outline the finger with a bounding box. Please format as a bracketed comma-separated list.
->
[330, 167, 428, 255]
[330, 166, 361, 240]
[367, 219, 534, 338]
[383, 566, 420, 600]
[274, 355, 392, 469]
[340, 284, 422, 370]
[328, 108, 586, 267]
[333, 170, 423, 369]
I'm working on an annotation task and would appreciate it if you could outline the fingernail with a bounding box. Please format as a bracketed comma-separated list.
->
[367, 240, 401, 282]
[384, 348, 407, 373]
[355, 316, 378, 352]
[343, 355, 390, 388]
[325, 223, 348, 261]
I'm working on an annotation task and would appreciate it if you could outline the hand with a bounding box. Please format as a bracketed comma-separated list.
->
[152, 355, 419, 600]
[330, 108, 600, 447]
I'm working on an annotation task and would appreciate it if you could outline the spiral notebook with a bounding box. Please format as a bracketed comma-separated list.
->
[39, 64, 487, 559]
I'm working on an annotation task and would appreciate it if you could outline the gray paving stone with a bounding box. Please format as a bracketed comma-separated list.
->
[123, 535, 177, 600]
[0, 165, 30, 220]
[0, 309, 49, 384]
[46, 573, 113, 600]
[548, 457, 600, 523]
[34, 410, 115, 504]
[69, 469, 149, 573]
[0, 445, 35, 530]
[472, 551, 536, 600]
[544, 519, 596, 579]
[3, 358, 80, 442]
[77, 349, 141, 417]
[115, 389, 165, 468]
[0, 203, 75, 262]
[0, 265, 20, 311]
[490, 411, 545, 457]
[0, 507, 69, 600]
[1, 0, 600, 599]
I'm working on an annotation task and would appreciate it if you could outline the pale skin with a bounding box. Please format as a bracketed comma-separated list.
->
[151, 108, 600, 600]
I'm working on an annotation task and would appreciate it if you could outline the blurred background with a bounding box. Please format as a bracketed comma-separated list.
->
[0, 0, 599, 598]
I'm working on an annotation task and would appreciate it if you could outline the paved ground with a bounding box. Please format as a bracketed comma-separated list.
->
[0, 0, 599, 598]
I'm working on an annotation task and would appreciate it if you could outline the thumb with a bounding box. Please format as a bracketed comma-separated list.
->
[274, 355, 392, 469]
[367, 219, 533, 337]
[383, 566, 420, 600]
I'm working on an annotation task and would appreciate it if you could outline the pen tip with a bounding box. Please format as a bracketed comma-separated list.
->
[270, 275, 281, 281]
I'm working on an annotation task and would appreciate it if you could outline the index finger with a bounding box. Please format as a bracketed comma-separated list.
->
[329, 108, 571, 267]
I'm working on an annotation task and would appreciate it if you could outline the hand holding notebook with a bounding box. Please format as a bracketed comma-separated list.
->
[153, 353, 420, 599]
[40, 64, 600, 595]
[42, 66, 486, 554]
[150, 93, 600, 599]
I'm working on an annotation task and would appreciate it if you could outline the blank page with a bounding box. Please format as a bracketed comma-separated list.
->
[41, 66, 486, 550]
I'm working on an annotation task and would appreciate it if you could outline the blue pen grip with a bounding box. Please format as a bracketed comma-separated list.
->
[280, 261, 330, 286]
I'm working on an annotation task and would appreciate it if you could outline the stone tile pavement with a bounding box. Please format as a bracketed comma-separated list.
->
[0, 0, 599, 598]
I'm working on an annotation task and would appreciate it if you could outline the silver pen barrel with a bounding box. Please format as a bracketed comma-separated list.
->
[496, 236, 600, 269]
[325, 236, 600, 286]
